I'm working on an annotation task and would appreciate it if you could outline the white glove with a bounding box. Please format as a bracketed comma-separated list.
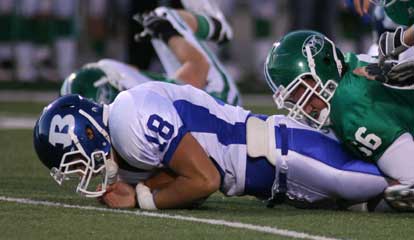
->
[384, 184, 414, 211]
[379, 27, 410, 61]
[387, 60, 414, 87]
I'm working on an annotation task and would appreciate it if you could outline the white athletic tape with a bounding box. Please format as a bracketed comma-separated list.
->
[136, 182, 157, 210]
[0, 196, 343, 240]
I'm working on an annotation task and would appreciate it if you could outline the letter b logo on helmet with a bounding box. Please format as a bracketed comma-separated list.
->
[48, 114, 75, 148]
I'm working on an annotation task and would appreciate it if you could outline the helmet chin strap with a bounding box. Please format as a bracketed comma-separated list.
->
[305, 37, 343, 77]
[324, 37, 343, 76]
[305, 45, 317, 76]
[318, 108, 331, 127]
[102, 105, 110, 127]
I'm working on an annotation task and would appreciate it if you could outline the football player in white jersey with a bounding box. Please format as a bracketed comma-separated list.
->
[61, 7, 241, 106]
[34, 81, 391, 211]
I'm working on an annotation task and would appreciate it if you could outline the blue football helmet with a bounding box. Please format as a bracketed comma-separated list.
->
[33, 94, 111, 197]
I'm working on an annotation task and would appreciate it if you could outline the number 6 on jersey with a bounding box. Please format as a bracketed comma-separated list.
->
[354, 127, 382, 157]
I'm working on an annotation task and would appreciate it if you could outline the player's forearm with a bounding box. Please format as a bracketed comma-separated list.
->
[403, 26, 414, 47]
[153, 175, 218, 209]
[177, 10, 198, 33]
[168, 36, 209, 88]
[353, 0, 371, 16]
[144, 170, 177, 190]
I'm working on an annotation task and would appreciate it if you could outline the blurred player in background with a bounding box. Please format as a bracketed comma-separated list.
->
[215, 0, 278, 83]
[0, 0, 15, 81]
[289, 0, 339, 40]
[62, 7, 241, 106]
[54, 0, 77, 80]
[15, 0, 37, 82]
[15, 0, 77, 82]
[87, 0, 107, 58]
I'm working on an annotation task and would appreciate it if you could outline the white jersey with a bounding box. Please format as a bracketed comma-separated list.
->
[109, 82, 387, 205]
[110, 81, 249, 196]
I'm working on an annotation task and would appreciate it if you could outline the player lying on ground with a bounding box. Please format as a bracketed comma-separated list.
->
[61, 7, 240, 106]
[265, 30, 414, 210]
[34, 81, 393, 211]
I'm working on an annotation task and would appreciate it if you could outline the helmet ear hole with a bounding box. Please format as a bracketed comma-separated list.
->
[323, 55, 331, 66]
[85, 126, 95, 140]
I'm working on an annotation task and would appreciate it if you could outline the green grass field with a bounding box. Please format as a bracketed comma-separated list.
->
[1, 102, 414, 240]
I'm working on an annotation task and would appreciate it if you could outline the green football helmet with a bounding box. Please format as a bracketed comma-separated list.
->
[265, 30, 344, 129]
[372, 0, 414, 26]
[60, 64, 122, 104]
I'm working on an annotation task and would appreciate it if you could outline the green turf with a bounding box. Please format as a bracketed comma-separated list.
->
[2, 105, 414, 240]
[2, 130, 414, 240]
[0, 81, 61, 91]
[0, 101, 47, 116]
[245, 105, 287, 116]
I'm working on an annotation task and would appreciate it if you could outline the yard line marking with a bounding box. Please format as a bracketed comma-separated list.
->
[0, 196, 344, 240]
[0, 116, 36, 129]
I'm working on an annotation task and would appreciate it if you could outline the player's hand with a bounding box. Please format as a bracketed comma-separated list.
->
[133, 12, 180, 43]
[354, 61, 414, 88]
[387, 60, 414, 87]
[98, 182, 137, 209]
[353, 62, 395, 82]
[379, 27, 410, 61]
[384, 184, 414, 211]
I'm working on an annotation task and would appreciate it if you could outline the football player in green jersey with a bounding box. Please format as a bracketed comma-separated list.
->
[265, 30, 414, 210]
[61, 7, 241, 106]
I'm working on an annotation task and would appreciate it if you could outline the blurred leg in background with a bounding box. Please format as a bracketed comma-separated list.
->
[88, 0, 107, 58]
[15, 0, 37, 82]
[248, 0, 277, 83]
[33, 0, 55, 81]
[289, 0, 339, 40]
[127, 0, 158, 70]
[0, 0, 15, 81]
[54, 0, 77, 81]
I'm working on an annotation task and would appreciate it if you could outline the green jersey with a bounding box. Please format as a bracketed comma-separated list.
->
[330, 53, 414, 162]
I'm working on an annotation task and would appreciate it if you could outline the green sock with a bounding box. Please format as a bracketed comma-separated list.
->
[195, 14, 211, 40]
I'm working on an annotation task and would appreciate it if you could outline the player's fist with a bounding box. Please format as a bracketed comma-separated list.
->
[134, 11, 180, 43]
[99, 182, 137, 209]
[387, 60, 414, 87]
[353, 61, 414, 88]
